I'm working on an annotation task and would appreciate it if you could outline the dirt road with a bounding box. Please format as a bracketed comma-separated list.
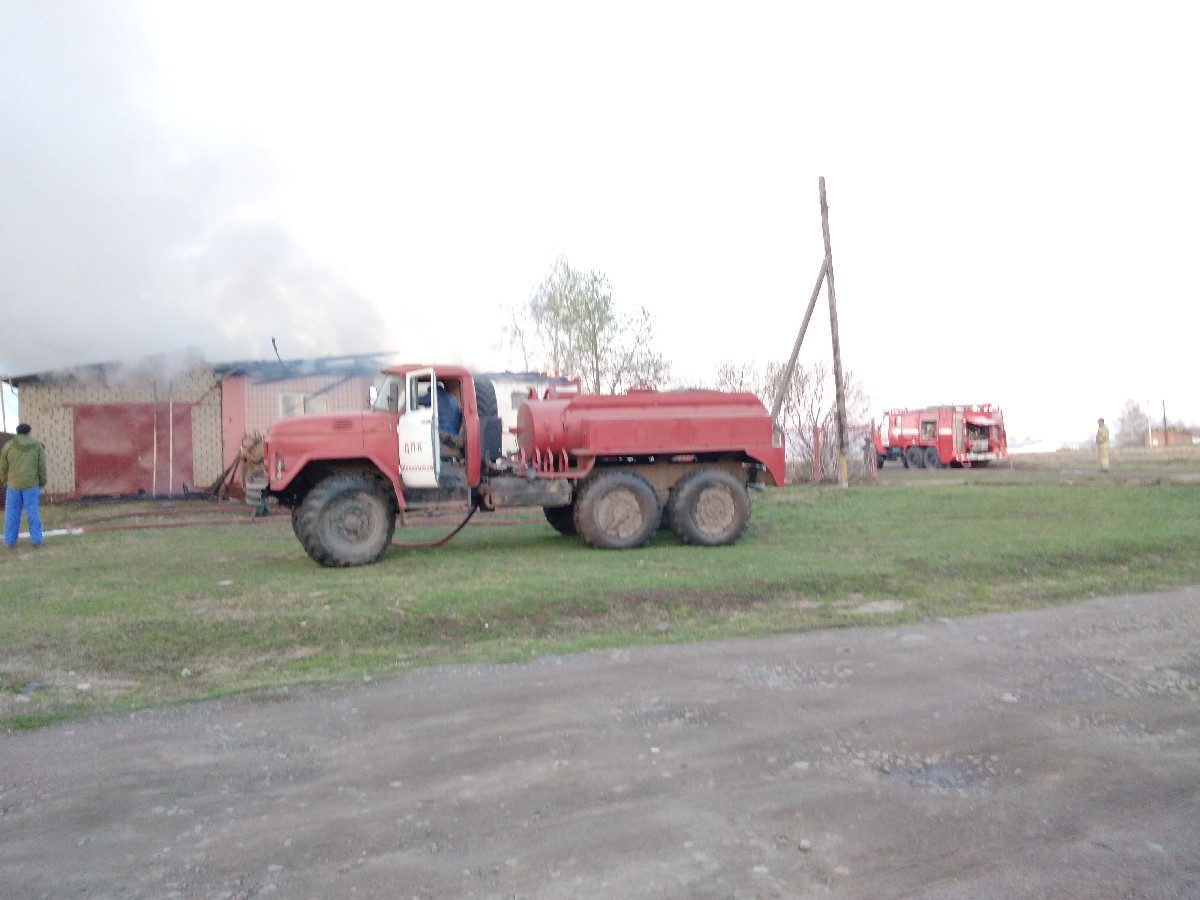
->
[3, 588, 1198, 899]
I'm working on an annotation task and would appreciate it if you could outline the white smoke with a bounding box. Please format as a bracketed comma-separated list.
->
[0, 2, 392, 377]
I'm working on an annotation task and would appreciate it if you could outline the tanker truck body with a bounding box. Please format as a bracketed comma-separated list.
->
[251, 364, 785, 566]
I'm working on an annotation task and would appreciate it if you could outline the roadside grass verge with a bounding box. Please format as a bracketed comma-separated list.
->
[3, 479, 1200, 729]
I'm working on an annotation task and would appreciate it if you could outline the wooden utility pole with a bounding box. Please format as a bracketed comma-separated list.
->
[820, 176, 849, 488]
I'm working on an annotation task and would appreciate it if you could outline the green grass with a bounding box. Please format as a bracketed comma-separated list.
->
[4, 474, 1200, 729]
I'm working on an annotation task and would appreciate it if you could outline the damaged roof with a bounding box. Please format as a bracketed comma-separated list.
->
[3, 351, 401, 387]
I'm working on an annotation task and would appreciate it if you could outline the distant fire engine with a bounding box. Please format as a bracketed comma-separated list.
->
[870, 404, 1008, 469]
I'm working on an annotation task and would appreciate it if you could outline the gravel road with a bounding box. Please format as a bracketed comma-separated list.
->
[3, 588, 1198, 899]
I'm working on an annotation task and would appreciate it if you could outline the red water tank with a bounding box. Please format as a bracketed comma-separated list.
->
[515, 398, 573, 458]
[514, 390, 786, 487]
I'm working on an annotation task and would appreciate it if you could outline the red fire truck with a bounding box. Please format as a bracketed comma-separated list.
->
[249, 364, 785, 566]
[870, 404, 1008, 469]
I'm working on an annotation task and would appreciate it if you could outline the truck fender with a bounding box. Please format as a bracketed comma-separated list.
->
[275, 449, 407, 512]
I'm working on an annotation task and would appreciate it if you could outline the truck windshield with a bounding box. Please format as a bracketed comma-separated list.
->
[372, 376, 404, 413]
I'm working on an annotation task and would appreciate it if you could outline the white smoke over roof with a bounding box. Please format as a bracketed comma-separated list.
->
[0, 2, 392, 377]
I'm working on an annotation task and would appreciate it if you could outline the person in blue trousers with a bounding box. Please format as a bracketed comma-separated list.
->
[1, 422, 48, 548]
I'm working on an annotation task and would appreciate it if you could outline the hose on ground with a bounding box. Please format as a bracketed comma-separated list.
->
[390, 504, 478, 549]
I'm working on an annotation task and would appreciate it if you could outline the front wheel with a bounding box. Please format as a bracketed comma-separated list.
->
[573, 470, 660, 549]
[294, 474, 396, 567]
[667, 468, 751, 546]
[905, 446, 925, 469]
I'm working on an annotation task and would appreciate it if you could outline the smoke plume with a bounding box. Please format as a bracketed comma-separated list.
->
[0, 2, 390, 377]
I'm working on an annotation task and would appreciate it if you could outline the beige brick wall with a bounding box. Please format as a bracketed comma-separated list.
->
[14, 364, 222, 496]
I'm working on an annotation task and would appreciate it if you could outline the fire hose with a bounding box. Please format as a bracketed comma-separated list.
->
[37, 500, 516, 549]
[59, 504, 280, 535]
[390, 503, 479, 548]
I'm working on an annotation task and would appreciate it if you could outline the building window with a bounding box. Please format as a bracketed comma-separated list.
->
[280, 393, 304, 417]
[279, 393, 329, 417]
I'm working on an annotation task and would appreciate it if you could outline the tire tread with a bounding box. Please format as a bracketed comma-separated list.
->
[666, 467, 750, 546]
[294, 473, 396, 567]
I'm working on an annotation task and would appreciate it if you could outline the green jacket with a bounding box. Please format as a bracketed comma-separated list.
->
[0, 434, 48, 490]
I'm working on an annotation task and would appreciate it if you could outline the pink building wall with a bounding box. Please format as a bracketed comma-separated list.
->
[219, 373, 375, 495]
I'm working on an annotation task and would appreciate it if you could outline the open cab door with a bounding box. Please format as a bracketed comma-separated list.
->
[397, 367, 440, 488]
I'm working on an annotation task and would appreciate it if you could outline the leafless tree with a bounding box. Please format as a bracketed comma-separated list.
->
[1115, 399, 1150, 447]
[714, 358, 872, 481]
[713, 360, 764, 395]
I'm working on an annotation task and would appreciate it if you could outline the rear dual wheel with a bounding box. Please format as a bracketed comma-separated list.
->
[667, 468, 751, 547]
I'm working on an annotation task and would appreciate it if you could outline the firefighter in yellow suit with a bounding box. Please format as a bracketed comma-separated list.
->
[1096, 417, 1110, 472]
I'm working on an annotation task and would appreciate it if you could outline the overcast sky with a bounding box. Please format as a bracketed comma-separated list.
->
[2, 1, 1197, 445]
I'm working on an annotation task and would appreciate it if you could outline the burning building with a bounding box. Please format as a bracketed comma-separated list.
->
[1, 352, 394, 499]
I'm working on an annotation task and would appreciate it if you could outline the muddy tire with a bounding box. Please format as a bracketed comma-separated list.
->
[294, 474, 396, 567]
[666, 468, 750, 547]
[905, 446, 925, 469]
[923, 446, 941, 469]
[543, 504, 577, 536]
[573, 470, 660, 549]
